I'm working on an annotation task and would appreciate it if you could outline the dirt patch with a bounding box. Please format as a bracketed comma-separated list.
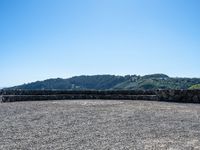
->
[1, 100, 200, 150]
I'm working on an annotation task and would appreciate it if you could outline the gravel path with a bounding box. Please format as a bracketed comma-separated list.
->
[1, 100, 200, 150]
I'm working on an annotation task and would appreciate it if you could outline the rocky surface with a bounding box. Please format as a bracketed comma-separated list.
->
[1, 100, 200, 150]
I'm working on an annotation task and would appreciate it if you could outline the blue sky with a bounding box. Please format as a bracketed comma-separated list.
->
[1, 0, 200, 87]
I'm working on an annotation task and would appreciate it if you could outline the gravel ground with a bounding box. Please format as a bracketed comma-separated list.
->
[1, 100, 200, 150]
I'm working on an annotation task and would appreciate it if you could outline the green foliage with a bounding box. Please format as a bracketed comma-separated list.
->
[6, 74, 200, 90]
[189, 84, 200, 89]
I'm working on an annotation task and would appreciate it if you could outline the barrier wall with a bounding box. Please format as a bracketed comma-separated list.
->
[156, 90, 200, 103]
[0, 90, 157, 102]
[1, 90, 200, 103]
[0, 90, 156, 95]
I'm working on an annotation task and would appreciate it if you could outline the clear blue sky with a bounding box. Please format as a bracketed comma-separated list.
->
[1, 0, 200, 87]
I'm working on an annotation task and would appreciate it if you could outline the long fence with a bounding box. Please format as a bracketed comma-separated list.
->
[0, 90, 200, 103]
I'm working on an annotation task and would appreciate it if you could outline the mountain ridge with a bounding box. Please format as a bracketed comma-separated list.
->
[6, 74, 200, 90]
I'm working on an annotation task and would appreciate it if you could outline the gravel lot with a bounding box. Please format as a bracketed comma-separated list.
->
[1, 100, 200, 150]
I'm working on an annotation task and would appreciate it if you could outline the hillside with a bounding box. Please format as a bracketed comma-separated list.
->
[6, 74, 200, 90]
[189, 84, 200, 90]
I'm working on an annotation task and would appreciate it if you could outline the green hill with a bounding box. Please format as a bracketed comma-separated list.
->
[189, 84, 200, 90]
[6, 74, 200, 90]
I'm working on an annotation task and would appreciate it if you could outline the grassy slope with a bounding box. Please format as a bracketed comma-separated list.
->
[7, 74, 200, 90]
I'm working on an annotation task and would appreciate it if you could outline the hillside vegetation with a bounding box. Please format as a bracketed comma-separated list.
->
[6, 74, 200, 90]
[189, 84, 200, 90]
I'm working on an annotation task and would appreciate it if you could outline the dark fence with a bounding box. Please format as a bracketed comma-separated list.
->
[1, 90, 200, 103]
[0, 90, 157, 102]
[156, 90, 200, 103]
[0, 90, 156, 95]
